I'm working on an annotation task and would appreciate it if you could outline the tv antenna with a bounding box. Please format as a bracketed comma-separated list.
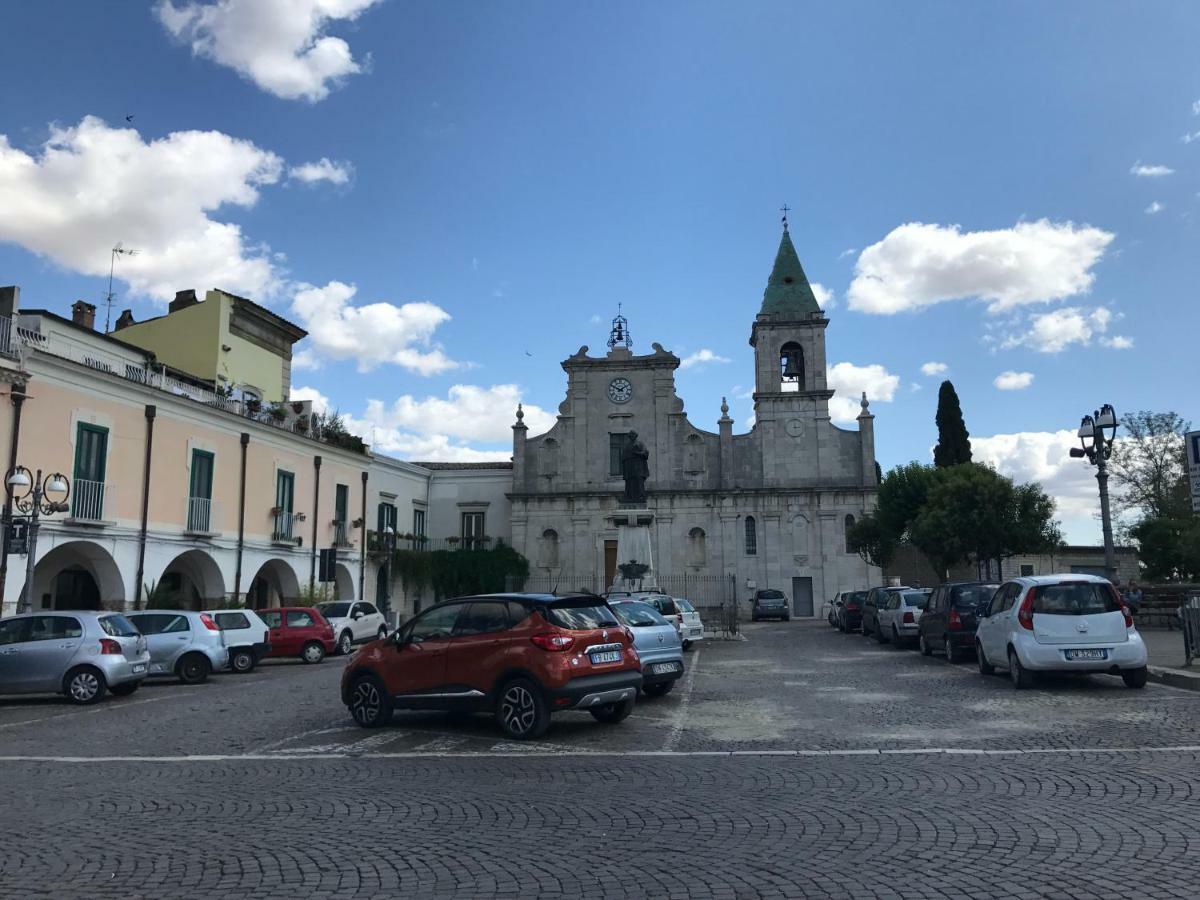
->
[104, 242, 138, 332]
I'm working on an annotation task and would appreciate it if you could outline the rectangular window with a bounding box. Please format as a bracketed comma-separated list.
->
[461, 511, 485, 549]
[609, 434, 625, 477]
[188, 449, 215, 532]
[1019, 564, 1035, 577]
[72, 423, 109, 519]
[412, 508, 426, 538]
[377, 501, 397, 533]
[274, 470, 295, 540]
[334, 483, 350, 545]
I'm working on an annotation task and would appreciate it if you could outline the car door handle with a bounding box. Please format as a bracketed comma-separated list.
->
[176, 636, 188, 641]
[59, 643, 76, 649]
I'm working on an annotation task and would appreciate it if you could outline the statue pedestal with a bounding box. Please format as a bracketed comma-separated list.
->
[607, 509, 656, 592]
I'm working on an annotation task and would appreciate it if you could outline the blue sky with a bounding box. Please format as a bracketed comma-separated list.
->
[2, 1, 1198, 542]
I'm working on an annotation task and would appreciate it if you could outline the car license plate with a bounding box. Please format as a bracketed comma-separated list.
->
[1065, 649, 1107, 661]
[590, 651, 621, 664]
[652, 662, 680, 674]
[690, 628, 703, 636]
[132, 664, 146, 674]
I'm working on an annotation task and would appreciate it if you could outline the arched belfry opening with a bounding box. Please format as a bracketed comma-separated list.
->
[780, 341, 804, 391]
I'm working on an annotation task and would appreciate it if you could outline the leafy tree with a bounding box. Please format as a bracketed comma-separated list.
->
[876, 461, 939, 538]
[1109, 410, 1191, 520]
[1130, 515, 1200, 582]
[847, 513, 898, 569]
[933, 380, 972, 468]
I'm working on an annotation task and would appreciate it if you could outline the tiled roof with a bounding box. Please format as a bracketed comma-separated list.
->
[410, 461, 513, 470]
[759, 227, 822, 318]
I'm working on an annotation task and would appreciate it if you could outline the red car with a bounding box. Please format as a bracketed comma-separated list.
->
[341, 593, 643, 740]
[258, 607, 336, 664]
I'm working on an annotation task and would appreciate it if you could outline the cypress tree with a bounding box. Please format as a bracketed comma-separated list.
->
[933, 380, 972, 467]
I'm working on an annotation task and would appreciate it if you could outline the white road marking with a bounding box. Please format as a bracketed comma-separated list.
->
[0, 694, 175, 730]
[252, 724, 354, 753]
[2, 745, 1200, 763]
[663, 646, 700, 753]
[408, 736, 469, 753]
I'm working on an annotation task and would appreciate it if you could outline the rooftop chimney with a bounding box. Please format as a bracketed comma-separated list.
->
[169, 289, 199, 314]
[71, 300, 97, 330]
[0, 285, 19, 319]
[115, 309, 137, 330]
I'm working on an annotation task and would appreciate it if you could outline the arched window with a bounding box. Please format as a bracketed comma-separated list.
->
[687, 527, 707, 568]
[844, 514, 856, 554]
[780, 341, 804, 391]
[540, 528, 559, 568]
[744, 516, 757, 556]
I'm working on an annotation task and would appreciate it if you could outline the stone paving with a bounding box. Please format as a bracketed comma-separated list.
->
[1, 621, 1199, 898]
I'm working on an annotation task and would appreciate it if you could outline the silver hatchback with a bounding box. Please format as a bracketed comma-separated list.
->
[0, 611, 150, 704]
[126, 610, 229, 684]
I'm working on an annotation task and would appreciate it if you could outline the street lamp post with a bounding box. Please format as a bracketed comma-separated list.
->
[1068, 403, 1119, 583]
[5, 467, 71, 614]
[381, 525, 397, 623]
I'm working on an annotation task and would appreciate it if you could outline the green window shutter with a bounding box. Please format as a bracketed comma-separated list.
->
[189, 450, 214, 500]
[73, 424, 109, 483]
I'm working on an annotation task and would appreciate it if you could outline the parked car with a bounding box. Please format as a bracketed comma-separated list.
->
[605, 591, 684, 639]
[831, 590, 867, 632]
[674, 597, 704, 649]
[609, 600, 685, 696]
[341, 593, 643, 739]
[918, 582, 999, 662]
[861, 586, 910, 639]
[0, 611, 149, 704]
[874, 588, 930, 646]
[204, 608, 272, 673]
[258, 607, 336, 663]
[126, 610, 229, 684]
[317, 600, 389, 655]
[750, 589, 790, 622]
[974, 575, 1149, 689]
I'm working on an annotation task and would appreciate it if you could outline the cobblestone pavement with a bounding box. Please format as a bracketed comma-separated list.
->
[2, 621, 1199, 898]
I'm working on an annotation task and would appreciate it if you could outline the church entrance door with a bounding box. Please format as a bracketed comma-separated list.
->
[791, 576, 814, 618]
[604, 541, 618, 591]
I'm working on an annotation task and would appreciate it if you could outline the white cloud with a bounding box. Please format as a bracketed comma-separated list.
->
[826, 361, 899, 425]
[679, 349, 732, 370]
[1193, 99, 1200, 115]
[1130, 162, 1174, 177]
[288, 157, 353, 185]
[1145, 201, 1164, 215]
[846, 219, 1114, 315]
[838, 247, 857, 259]
[1183, 131, 1200, 144]
[0, 116, 283, 302]
[993, 370, 1034, 391]
[290, 280, 456, 375]
[1002, 306, 1113, 353]
[1101, 335, 1134, 349]
[920, 361, 948, 377]
[156, 0, 383, 102]
[811, 282, 835, 310]
[349, 384, 554, 443]
[291, 347, 323, 371]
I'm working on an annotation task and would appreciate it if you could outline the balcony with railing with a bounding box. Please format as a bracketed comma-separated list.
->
[185, 497, 219, 535]
[332, 520, 353, 548]
[271, 511, 304, 545]
[68, 479, 115, 524]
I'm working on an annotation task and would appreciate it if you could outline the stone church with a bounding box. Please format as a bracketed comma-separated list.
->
[508, 224, 882, 616]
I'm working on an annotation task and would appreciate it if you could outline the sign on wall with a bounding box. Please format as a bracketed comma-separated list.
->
[5, 518, 28, 556]
[1187, 431, 1200, 514]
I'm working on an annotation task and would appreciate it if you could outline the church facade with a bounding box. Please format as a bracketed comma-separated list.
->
[507, 226, 882, 616]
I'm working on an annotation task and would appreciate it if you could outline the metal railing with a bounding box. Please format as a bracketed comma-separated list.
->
[186, 496, 217, 533]
[1183, 595, 1200, 667]
[70, 479, 114, 521]
[333, 520, 352, 547]
[0, 316, 18, 359]
[272, 511, 302, 544]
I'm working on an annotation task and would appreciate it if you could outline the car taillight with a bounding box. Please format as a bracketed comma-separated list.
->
[531, 632, 575, 652]
[847, 603, 859, 610]
[902, 611, 915, 625]
[948, 608, 962, 631]
[1017, 589, 1034, 631]
[199, 613, 219, 631]
[99, 638, 122, 655]
[621, 626, 634, 644]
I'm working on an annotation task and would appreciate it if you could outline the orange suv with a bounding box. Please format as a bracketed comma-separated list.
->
[341, 593, 643, 740]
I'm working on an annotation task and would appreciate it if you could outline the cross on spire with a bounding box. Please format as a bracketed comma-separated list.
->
[780, 203, 790, 231]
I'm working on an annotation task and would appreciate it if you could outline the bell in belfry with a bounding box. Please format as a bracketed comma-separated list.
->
[781, 347, 802, 378]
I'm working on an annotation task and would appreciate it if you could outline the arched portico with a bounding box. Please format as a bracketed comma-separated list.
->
[247, 558, 301, 609]
[334, 563, 355, 601]
[155, 549, 227, 610]
[31, 540, 125, 611]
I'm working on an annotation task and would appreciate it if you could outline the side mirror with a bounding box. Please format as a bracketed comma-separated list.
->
[352, 610, 363, 620]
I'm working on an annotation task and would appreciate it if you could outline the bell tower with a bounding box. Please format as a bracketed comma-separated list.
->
[749, 216, 832, 423]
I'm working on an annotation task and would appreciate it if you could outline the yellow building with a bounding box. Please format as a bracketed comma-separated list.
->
[113, 288, 307, 403]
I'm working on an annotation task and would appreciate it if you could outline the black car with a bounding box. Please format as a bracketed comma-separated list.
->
[834, 590, 867, 632]
[750, 589, 790, 622]
[861, 585, 910, 639]
[918, 581, 999, 662]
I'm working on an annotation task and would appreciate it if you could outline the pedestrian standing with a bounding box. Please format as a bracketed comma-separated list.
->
[1123, 580, 1144, 615]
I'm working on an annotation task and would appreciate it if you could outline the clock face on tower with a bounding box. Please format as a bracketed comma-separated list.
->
[608, 377, 633, 404]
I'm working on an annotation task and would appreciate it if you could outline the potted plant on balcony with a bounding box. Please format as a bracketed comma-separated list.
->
[294, 416, 309, 434]
[447, 536, 460, 547]
[269, 506, 283, 517]
[268, 404, 287, 423]
[246, 398, 262, 416]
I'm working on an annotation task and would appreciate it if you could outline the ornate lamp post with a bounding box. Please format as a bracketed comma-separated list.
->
[381, 525, 397, 624]
[1068, 403, 1119, 583]
[5, 467, 71, 613]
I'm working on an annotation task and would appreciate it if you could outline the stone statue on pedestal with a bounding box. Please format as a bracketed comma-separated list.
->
[621, 431, 649, 504]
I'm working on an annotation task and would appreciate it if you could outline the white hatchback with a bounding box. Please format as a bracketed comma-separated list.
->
[316, 601, 389, 655]
[673, 597, 704, 649]
[975, 574, 1148, 689]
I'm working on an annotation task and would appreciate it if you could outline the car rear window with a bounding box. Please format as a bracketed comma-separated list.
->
[544, 602, 619, 630]
[99, 614, 139, 637]
[674, 598, 695, 613]
[845, 591, 867, 604]
[952, 585, 999, 609]
[902, 591, 929, 609]
[215, 612, 250, 630]
[1031, 583, 1121, 616]
[611, 602, 668, 628]
[286, 610, 317, 628]
[649, 596, 678, 615]
[758, 590, 785, 599]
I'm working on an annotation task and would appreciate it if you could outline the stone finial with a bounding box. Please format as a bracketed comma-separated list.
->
[721, 396, 729, 416]
[860, 391, 869, 411]
[515, 403, 525, 423]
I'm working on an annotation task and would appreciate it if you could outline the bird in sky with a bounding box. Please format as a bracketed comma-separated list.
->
[125, 114, 134, 123]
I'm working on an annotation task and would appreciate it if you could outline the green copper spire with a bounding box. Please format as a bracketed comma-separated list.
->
[759, 224, 821, 318]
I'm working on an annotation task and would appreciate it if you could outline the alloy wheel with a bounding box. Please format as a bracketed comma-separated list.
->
[501, 684, 537, 736]
[304, 643, 324, 663]
[69, 671, 99, 702]
[351, 680, 381, 726]
[339, 633, 352, 655]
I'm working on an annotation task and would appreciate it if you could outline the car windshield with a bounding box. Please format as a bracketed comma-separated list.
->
[1031, 582, 1121, 616]
[545, 603, 619, 630]
[902, 591, 929, 609]
[952, 585, 999, 609]
[845, 591, 867, 604]
[674, 598, 695, 613]
[99, 614, 139, 637]
[317, 602, 352, 618]
[758, 590, 785, 599]
[611, 602, 668, 628]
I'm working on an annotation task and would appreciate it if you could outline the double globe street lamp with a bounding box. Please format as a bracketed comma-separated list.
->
[1068, 403, 1119, 583]
[5, 467, 71, 614]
